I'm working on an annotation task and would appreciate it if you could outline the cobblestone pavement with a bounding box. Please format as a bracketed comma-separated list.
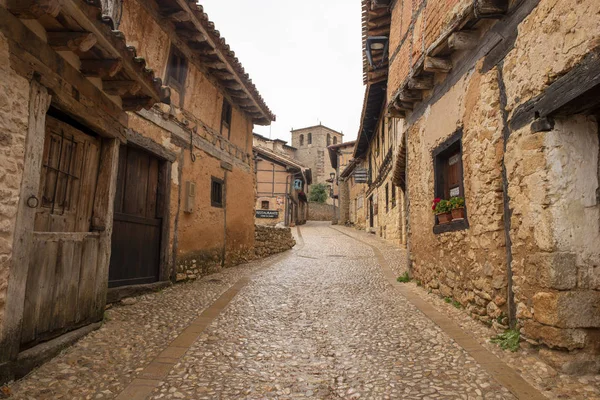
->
[8, 221, 596, 399]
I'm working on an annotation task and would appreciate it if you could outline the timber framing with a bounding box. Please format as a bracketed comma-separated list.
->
[362, 0, 391, 84]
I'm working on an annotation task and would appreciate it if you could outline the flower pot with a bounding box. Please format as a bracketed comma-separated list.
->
[437, 212, 452, 224]
[451, 207, 465, 221]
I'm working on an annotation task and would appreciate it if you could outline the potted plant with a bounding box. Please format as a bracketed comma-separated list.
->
[432, 198, 452, 224]
[450, 196, 465, 220]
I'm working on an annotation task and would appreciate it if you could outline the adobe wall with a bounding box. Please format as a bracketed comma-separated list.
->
[119, 0, 257, 283]
[0, 32, 31, 332]
[348, 176, 367, 229]
[255, 196, 286, 226]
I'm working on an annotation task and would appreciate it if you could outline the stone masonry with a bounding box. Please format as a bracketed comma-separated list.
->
[254, 225, 296, 259]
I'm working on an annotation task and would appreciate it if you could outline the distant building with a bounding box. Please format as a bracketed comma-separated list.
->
[327, 142, 359, 224]
[290, 124, 343, 204]
[253, 134, 311, 227]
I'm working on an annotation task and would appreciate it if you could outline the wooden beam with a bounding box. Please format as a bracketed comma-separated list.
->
[222, 80, 244, 90]
[166, 10, 191, 22]
[177, 29, 206, 43]
[47, 31, 97, 52]
[424, 56, 453, 73]
[408, 75, 434, 90]
[122, 96, 154, 111]
[448, 31, 480, 51]
[475, 0, 508, 18]
[102, 80, 141, 96]
[80, 59, 123, 78]
[6, 0, 60, 18]
[204, 59, 227, 69]
[398, 89, 422, 102]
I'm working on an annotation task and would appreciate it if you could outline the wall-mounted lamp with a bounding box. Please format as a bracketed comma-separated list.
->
[365, 36, 389, 68]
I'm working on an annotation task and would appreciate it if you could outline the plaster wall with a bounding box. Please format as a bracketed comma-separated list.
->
[0, 33, 30, 331]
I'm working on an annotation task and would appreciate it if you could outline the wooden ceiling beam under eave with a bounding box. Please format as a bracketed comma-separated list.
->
[58, 0, 163, 102]
[46, 31, 97, 52]
[6, 0, 61, 19]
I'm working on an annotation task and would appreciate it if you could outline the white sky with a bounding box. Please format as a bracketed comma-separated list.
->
[201, 1, 365, 144]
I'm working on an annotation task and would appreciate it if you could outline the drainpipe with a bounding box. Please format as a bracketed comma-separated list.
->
[221, 170, 228, 268]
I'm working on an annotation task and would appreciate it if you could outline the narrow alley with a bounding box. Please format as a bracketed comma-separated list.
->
[6, 222, 596, 399]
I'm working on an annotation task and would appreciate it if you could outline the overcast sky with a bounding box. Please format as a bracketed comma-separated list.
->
[201, 1, 365, 144]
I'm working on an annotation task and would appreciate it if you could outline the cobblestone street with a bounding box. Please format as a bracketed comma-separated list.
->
[7, 222, 599, 399]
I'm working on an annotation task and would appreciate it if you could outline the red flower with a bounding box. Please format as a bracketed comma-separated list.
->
[432, 198, 441, 210]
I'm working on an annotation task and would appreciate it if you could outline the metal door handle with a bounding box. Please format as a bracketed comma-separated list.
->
[27, 195, 39, 208]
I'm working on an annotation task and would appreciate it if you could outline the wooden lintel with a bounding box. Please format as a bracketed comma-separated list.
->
[408, 75, 434, 90]
[7, 0, 60, 18]
[475, 0, 508, 18]
[424, 56, 453, 73]
[47, 31, 97, 53]
[448, 31, 480, 51]
[80, 59, 123, 78]
[102, 80, 141, 96]
[122, 97, 154, 111]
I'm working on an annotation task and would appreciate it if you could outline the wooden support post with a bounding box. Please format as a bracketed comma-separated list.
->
[408, 75, 434, 90]
[102, 80, 141, 96]
[91, 138, 120, 319]
[424, 56, 453, 73]
[448, 31, 480, 51]
[80, 59, 123, 78]
[6, 0, 60, 18]
[47, 32, 97, 53]
[475, 0, 508, 18]
[0, 81, 51, 366]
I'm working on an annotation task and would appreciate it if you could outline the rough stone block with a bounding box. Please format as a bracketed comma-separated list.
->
[522, 320, 587, 351]
[533, 291, 600, 328]
[578, 264, 600, 290]
[526, 252, 577, 290]
[539, 348, 600, 375]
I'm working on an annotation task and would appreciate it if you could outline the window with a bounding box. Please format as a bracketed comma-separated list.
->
[333, 136, 338, 144]
[385, 183, 389, 213]
[261, 200, 270, 210]
[327, 134, 331, 146]
[308, 132, 312, 144]
[391, 185, 396, 209]
[221, 100, 232, 139]
[211, 177, 224, 208]
[166, 46, 188, 89]
[433, 130, 468, 233]
[300, 134, 304, 146]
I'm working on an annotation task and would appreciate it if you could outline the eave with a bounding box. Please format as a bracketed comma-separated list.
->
[353, 80, 387, 159]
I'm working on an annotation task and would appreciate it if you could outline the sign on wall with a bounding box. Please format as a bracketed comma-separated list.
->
[256, 210, 280, 219]
[354, 168, 368, 183]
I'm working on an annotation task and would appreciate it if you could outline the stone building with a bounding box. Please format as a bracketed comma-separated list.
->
[364, 0, 600, 373]
[0, 0, 273, 382]
[253, 134, 311, 227]
[328, 141, 357, 224]
[290, 124, 343, 204]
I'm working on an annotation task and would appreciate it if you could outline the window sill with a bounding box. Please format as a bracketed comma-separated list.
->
[433, 219, 469, 234]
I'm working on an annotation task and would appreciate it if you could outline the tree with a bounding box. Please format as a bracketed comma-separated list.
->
[308, 183, 329, 204]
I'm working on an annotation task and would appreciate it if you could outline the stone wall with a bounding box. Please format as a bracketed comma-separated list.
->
[0, 32, 31, 332]
[308, 202, 335, 221]
[393, 0, 600, 373]
[254, 225, 296, 259]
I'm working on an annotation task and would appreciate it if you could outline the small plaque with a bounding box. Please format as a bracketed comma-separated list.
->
[256, 210, 279, 219]
[450, 187, 460, 197]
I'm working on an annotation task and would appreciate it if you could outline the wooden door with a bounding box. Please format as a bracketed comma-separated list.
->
[109, 146, 162, 288]
[21, 116, 104, 348]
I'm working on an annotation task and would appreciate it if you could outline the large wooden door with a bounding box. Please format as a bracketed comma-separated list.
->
[109, 146, 162, 288]
[21, 116, 104, 348]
